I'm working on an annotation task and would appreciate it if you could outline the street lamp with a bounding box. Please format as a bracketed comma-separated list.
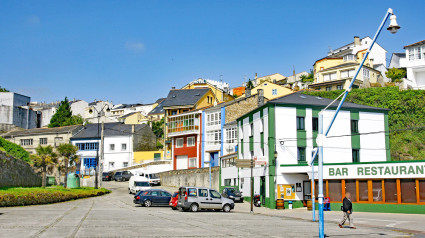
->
[316, 8, 400, 238]
[273, 150, 278, 166]
[89, 104, 110, 189]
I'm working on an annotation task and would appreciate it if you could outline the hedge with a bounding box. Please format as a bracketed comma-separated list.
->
[0, 137, 30, 162]
[0, 186, 111, 207]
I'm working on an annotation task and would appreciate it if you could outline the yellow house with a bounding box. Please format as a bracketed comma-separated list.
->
[240, 82, 293, 100]
[134, 151, 163, 164]
[252, 73, 286, 86]
[310, 49, 382, 91]
[118, 112, 149, 124]
[182, 78, 234, 103]
[148, 98, 166, 122]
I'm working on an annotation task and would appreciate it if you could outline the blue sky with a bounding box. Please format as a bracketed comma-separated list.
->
[0, 1, 424, 104]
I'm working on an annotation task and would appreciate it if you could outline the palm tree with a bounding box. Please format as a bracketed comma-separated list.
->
[57, 143, 79, 188]
[33, 145, 58, 188]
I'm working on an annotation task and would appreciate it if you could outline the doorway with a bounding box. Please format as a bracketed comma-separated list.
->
[260, 176, 266, 205]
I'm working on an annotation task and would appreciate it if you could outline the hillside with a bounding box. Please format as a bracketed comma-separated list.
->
[303, 87, 425, 161]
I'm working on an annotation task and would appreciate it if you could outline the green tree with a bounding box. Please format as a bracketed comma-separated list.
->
[152, 118, 164, 139]
[0, 86, 9, 92]
[32, 145, 58, 188]
[48, 97, 84, 128]
[386, 67, 406, 83]
[246, 79, 254, 89]
[300, 69, 314, 83]
[57, 143, 79, 188]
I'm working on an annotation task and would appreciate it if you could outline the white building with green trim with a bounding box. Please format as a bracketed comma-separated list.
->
[235, 92, 425, 214]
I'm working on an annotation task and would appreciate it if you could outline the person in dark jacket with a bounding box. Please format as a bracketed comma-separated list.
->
[339, 192, 356, 229]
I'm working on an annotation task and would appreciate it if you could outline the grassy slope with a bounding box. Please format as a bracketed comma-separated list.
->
[303, 87, 425, 161]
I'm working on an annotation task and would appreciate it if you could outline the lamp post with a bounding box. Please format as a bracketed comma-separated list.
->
[316, 8, 399, 238]
[89, 104, 110, 189]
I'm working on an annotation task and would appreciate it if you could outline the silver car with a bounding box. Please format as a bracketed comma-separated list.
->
[177, 186, 235, 212]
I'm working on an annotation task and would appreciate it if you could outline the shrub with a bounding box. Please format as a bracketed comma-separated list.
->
[0, 137, 30, 162]
[0, 186, 110, 207]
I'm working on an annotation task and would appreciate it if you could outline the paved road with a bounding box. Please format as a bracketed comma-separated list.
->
[0, 181, 422, 237]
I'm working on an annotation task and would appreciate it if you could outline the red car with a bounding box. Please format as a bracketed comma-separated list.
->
[169, 192, 178, 210]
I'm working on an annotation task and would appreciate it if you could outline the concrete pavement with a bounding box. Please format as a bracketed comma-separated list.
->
[0, 181, 422, 237]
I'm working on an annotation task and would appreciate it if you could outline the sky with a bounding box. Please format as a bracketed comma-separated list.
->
[0, 0, 424, 105]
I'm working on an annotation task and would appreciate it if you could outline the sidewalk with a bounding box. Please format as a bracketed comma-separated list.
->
[233, 201, 425, 235]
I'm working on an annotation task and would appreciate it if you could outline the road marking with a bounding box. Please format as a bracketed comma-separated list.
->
[31, 205, 78, 238]
[70, 200, 95, 238]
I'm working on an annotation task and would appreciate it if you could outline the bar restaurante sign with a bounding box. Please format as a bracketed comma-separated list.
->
[324, 162, 425, 179]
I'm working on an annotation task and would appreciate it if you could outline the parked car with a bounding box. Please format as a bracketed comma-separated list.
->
[128, 176, 151, 194]
[138, 172, 161, 186]
[133, 189, 172, 207]
[177, 186, 234, 212]
[114, 171, 133, 181]
[222, 187, 243, 202]
[169, 192, 179, 210]
[102, 172, 114, 181]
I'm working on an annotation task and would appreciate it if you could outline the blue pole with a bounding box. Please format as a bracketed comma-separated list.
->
[312, 163, 315, 222]
[317, 9, 394, 238]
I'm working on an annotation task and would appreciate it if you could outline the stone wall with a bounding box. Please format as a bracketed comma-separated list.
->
[0, 151, 41, 187]
[158, 167, 220, 191]
[225, 95, 266, 123]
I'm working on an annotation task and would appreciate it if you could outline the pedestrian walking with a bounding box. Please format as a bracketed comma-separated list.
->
[339, 192, 356, 229]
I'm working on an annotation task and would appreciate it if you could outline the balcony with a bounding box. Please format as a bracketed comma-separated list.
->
[167, 112, 200, 137]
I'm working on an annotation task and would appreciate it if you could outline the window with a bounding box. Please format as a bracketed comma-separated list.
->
[297, 147, 306, 162]
[20, 139, 33, 146]
[358, 180, 368, 201]
[199, 189, 208, 197]
[345, 180, 357, 202]
[260, 118, 264, 132]
[363, 68, 370, 79]
[312, 117, 318, 131]
[207, 112, 221, 126]
[352, 149, 360, 162]
[207, 130, 221, 145]
[188, 188, 197, 197]
[161, 191, 171, 197]
[189, 157, 197, 168]
[419, 180, 425, 203]
[351, 120, 359, 133]
[121, 143, 127, 151]
[328, 180, 342, 202]
[110, 144, 115, 151]
[400, 179, 416, 203]
[409, 48, 415, 61]
[187, 137, 195, 147]
[417, 47, 422, 60]
[272, 89, 277, 95]
[320, 67, 324, 71]
[123, 162, 128, 168]
[209, 190, 221, 199]
[323, 73, 337, 81]
[151, 191, 159, 196]
[250, 151, 254, 159]
[76, 143, 98, 151]
[39, 138, 47, 145]
[296, 117, 305, 130]
[343, 54, 355, 62]
[224, 179, 231, 186]
[225, 128, 237, 143]
[167, 113, 199, 133]
[337, 85, 343, 90]
[326, 86, 332, 91]
[372, 180, 383, 202]
[384, 179, 397, 203]
[176, 138, 184, 148]
[109, 162, 115, 168]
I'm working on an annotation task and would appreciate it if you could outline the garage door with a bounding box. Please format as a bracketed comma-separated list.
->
[176, 155, 188, 170]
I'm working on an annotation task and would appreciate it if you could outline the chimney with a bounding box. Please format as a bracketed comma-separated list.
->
[369, 58, 374, 68]
[255, 73, 258, 79]
[171, 87, 175, 90]
[245, 87, 251, 98]
[354, 36, 361, 46]
[257, 89, 264, 107]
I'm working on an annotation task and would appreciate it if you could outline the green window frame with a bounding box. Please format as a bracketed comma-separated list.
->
[351, 119, 359, 134]
[296, 116, 305, 130]
[352, 149, 360, 162]
[297, 147, 306, 163]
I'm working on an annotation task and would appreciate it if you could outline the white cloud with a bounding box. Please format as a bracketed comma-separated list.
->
[125, 42, 145, 52]
[27, 15, 41, 26]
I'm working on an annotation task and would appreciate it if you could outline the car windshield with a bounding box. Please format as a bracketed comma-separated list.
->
[172, 192, 178, 198]
[102, 172, 108, 175]
[115, 172, 122, 175]
[149, 174, 159, 179]
[135, 182, 150, 187]
[210, 190, 221, 199]
[227, 188, 239, 193]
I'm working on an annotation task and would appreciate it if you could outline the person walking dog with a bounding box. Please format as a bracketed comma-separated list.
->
[339, 192, 356, 229]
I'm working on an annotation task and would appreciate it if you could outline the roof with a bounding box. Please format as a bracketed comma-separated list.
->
[203, 93, 268, 112]
[162, 88, 210, 108]
[404, 40, 425, 49]
[1, 125, 82, 138]
[314, 56, 343, 64]
[118, 111, 142, 119]
[320, 62, 379, 73]
[267, 92, 389, 111]
[112, 103, 153, 110]
[148, 98, 166, 115]
[393, 52, 406, 58]
[71, 123, 147, 139]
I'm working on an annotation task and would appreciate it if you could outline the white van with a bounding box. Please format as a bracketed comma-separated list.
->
[128, 176, 151, 194]
[138, 172, 160, 186]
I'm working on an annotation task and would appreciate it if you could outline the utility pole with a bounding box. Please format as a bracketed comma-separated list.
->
[95, 115, 100, 189]
[99, 121, 104, 188]
[250, 155, 254, 213]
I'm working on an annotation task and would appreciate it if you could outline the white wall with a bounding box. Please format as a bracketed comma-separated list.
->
[359, 112, 387, 162]
[275, 107, 298, 164]
[322, 110, 352, 163]
[104, 135, 133, 171]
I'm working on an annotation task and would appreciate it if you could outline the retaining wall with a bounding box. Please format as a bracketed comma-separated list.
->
[158, 167, 220, 191]
[0, 151, 41, 187]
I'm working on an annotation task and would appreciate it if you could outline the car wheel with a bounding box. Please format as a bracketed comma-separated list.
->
[223, 204, 231, 212]
[128, 188, 132, 194]
[190, 203, 199, 212]
[144, 200, 152, 207]
[171, 207, 177, 210]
